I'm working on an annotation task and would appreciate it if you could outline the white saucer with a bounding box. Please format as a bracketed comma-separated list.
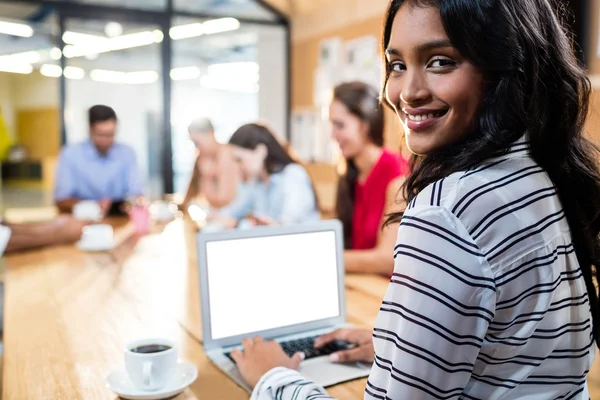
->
[76, 240, 114, 252]
[106, 361, 197, 400]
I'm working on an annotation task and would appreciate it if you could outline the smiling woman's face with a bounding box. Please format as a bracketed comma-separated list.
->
[385, 4, 485, 155]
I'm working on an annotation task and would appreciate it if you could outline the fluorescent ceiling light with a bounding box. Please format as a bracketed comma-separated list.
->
[169, 23, 203, 40]
[202, 18, 240, 35]
[90, 69, 158, 84]
[90, 69, 126, 83]
[5, 51, 41, 64]
[0, 20, 33, 38]
[64, 66, 85, 80]
[207, 62, 259, 83]
[64, 30, 164, 58]
[169, 18, 239, 40]
[0, 62, 33, 74]
[170, 66, 201, 81]
[63, 31, 107, 46]
[110, 31, 161, 51]
[40, 64, 62, 78]
[200, 75, 258, 93]
[126, 70, 158, 84]
[105, 22, 123, 38]
[62, 17, 238, 58]
[50, 47, 62, 60]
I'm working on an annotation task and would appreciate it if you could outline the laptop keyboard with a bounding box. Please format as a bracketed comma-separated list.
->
[225, 335, 352, 364]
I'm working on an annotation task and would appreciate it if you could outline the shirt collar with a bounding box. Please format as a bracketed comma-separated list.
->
[85, 139, 115, 159]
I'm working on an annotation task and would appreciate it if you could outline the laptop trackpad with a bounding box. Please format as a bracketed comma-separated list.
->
[299, 356, 371, 388]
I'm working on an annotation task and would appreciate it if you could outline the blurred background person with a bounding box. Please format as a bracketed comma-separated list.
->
[54, 105, 144, 215]
[213, 123, 319, 227]
[331, 82, 409, 275]
[181, 118, 239, 210]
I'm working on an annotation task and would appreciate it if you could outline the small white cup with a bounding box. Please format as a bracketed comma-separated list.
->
[79, 224, 113, 248]
[149, 201, 175, 221]
[73, 200, 102, 221]
[124, 338, 178, 391]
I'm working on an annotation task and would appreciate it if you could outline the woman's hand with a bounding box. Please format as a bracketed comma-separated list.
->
[315, 328, 374, 363]
[231, 337, 304, 389]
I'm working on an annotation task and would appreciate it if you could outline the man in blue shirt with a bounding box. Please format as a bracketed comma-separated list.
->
[54, 105, 144, 213]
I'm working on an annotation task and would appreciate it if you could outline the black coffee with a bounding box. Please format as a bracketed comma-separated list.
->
[130, 344, 172, 354]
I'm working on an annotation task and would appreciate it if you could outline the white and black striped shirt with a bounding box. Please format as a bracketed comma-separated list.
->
[251, 137, 595, 400]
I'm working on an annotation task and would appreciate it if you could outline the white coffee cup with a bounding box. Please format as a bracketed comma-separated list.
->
[73, 200, 102, 221]
[124, 338, 178, 391]
[79, 224, 113, 249]
[149, 201, 175, 221]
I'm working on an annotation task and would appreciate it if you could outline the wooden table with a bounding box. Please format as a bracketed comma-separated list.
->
[5, 217, 600, 399]
[2, 218, 386, 399]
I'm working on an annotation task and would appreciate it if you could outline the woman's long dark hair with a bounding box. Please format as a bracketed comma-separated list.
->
[383, 0, 600, 347]
[229, 123, 320, 207]
[333, 82, 385, 249]
[229, 123, 296, 174]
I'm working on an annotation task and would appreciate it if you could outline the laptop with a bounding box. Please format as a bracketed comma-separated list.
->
[197, 220, 372, 392]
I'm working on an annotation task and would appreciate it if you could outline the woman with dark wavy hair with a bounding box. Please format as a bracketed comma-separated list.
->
[332, 81, 408, 274]
[231, 1, 600, 398]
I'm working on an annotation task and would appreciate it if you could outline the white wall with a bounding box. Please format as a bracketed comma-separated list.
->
[257, 25, 288, 140]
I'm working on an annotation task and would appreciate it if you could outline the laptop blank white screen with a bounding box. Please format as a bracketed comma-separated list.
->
[206, 230, 340, 340]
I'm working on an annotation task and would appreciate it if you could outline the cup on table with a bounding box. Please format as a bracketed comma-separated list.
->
[73, 200, 103, 221]
[124, 338, 178, 391]
[149, 201, 175, 222]
[79, 224, 113, 248]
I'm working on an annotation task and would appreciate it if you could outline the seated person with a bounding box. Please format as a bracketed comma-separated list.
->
[214, 123, 319, 226]
[54, 105, 143, 215]
[0, 216, 88, 255]
[182, 118, 239, 210]
[330, 82, 409, 275]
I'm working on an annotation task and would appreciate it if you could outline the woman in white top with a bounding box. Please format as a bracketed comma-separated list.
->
[229, 0, 600, 399]
[216, 123, 320, 226]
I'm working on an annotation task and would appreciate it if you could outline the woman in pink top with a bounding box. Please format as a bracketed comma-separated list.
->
[331, 82, 409, 274]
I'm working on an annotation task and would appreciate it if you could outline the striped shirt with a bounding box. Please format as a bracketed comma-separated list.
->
[250, 137, 595, 400]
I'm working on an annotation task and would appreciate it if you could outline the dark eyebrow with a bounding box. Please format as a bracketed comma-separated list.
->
[385, 39, 454, 58]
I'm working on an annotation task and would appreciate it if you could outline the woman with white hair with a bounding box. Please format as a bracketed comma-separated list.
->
[182, 118, 239, 209]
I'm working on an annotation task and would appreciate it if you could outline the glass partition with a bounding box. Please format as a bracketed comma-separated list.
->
[0, 0, 289, 199]
[63, 16, 164, 198]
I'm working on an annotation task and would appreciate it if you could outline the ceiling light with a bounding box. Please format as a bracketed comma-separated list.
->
[0, 62, 33, 74]
[126, 71, 158, 84]
[62, 31, 107, 46]
[207, 62, 259, 83]
[152, 30, 164, 43]
[109, 31, 158, 51]
[90, 69, 158, 84]
[7, 51, 41, 64]
[90, 69, 126, 83]
[64, 66, 85, 80]
[169, 23, 203, 40]
[40, 64, 62, 78]
[64, 29, 163, 58]
[104, 22, 123, 38]
[50, 47, 62, 60]
[84, 53, 99, 61]
[202, 18, 240, 34]
[170, 66, 201, 81]
[169, 18, 239, 41]
[0, 20, 33, 38]
[200, 75, 258, 93]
